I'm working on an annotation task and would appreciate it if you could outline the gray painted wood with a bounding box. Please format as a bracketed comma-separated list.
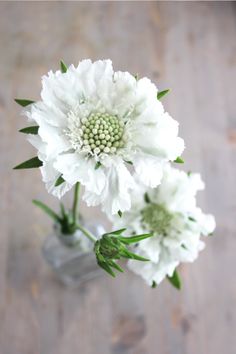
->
[0, 2, 235, 354]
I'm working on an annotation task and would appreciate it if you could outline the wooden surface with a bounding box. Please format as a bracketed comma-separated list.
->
[0, 2, 235, 354]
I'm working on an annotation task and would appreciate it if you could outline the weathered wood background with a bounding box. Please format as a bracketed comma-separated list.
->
[0, 1, 235, 354]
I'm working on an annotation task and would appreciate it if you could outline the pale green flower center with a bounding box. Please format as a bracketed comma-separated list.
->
[80, 112, 125, 154]
[141, 203, 173, 235]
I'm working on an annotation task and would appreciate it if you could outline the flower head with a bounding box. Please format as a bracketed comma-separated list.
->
[111, 165, 216, 286]
[21, 60, 184, 214]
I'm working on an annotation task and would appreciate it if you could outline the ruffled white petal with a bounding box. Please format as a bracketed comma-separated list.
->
[40, 161, 73, 199]
[83, 157, 134, 215]
[132, 153, 164, 188]
[54, 153, 106, 195]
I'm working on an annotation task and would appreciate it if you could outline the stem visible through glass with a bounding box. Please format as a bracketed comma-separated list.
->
[72, 182, 97, 243]
[72, 182, 80, 225]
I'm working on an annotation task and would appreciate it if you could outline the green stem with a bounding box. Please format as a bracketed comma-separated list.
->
[72, 182, 80, 225]
[76, 224, 97, 243]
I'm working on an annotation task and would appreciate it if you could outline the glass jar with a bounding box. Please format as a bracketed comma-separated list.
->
[42, 221, 105, 287]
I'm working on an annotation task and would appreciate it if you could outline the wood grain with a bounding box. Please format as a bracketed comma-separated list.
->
[0, 2, 235, 354]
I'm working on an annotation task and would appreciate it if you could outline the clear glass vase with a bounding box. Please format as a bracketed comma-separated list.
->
[42, 221, 105, 287]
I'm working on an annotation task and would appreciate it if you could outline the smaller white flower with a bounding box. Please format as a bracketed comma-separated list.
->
[111, 165, 216, 286]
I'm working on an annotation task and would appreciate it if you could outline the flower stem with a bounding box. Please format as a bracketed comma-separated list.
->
[76, 224, 97, 243]
[72, 182, 80, 225]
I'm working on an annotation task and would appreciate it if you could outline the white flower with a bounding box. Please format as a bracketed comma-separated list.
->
[111, 165, 216, 286]
[24, 59, 184, 214]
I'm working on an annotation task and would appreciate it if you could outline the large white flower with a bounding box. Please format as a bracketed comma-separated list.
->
[24, 59, 184, 214]
[111, 165, 216, 285]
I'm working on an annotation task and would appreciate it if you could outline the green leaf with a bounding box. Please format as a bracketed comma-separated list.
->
[188, 216, 196, 222]
[121, 248, 149, 262]
[118, 210, 122, 218]
[174, 157, 184, 164]
[110, 260, 124, 273]
[19, 126, 39, 134]
[15, 98, 35, 107]
[13, 156, 42, 169]
[95, 161, 102, 170]
[32, 199, 61, 222]
[124, 160, 133, 165]
[105, 228, 126, 236]
[98, 261, 116, 277]
[167, 269, 181, 290]
[144, 192, 150, 203]
[118, 233, 153, 245]
[151, 281, 157, 288]
[60, 60, 68, 73]
[55, 175, 65, 187]
[157, 89, 170, 100]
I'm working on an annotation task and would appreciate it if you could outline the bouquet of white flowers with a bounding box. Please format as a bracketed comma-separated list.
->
[14, 59, 215, 289]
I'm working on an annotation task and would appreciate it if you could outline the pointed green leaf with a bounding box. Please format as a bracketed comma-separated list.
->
[105, 228, 126, 236]
[167, 269, 181, 290]
[121, 248, 149, 262]
[98, 261, 116, 277]
[55, 175, 65, 187]
[188, 216, 196, 222]
[118, 232, 153, 245]
[32, 199, 61, 222]
[19, 126, 39, 134]
[60, 60, 68, 73]
[174, 157, 184, 164]
[118, 210, 122, 218]
[127, 252, 150, 262]
[13, 156, 42, 169]
[110, 260, 124, 273]
[125, 160, 133, 165]
[157, 89, 170, 100]
[95, 161, 102, 170]
[15, 98, 35, 107]
[151, 281, 157, 288]
[144, 192, 151, 203]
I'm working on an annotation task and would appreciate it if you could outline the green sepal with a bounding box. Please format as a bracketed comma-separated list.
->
[13, 156, 42, 169]
[167, 269, 181, 290]
[174, 157, 184, 164]
[19, 126, 39, 134]
[32, 199, 61, 222]
[15, 98, 35, 107]
[118, 210, 122, 218]
[55, 175, 65, 187]
[157, 89, 170, 100]
[60, 60, 68, 73]
[95, 161, 102, 170]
